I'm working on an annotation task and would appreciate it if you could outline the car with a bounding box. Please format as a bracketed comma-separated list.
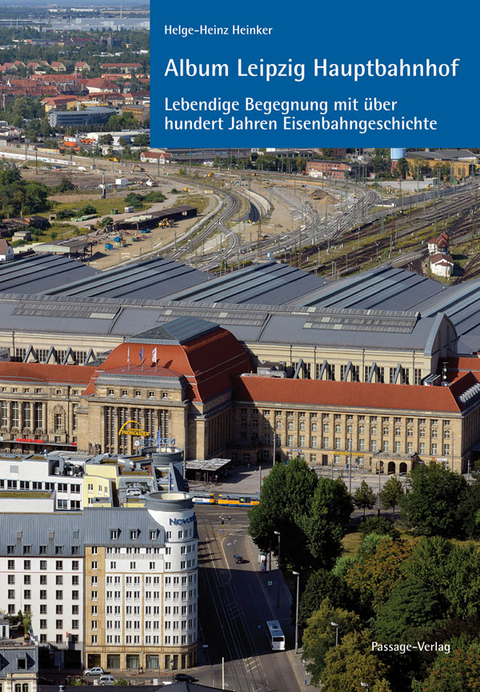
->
[234, 555, 245, 564]
[100, 675, 115, 685]
[173, 674, 197, 683]
[84, 667, 104, 676]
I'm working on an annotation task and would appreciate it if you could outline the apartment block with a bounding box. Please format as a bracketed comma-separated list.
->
[0, 493, 198, 672]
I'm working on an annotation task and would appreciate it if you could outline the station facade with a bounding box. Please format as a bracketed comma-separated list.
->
[0, 316, 479, 474]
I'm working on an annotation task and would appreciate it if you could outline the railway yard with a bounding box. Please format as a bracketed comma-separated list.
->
[8, 145, 480, 285]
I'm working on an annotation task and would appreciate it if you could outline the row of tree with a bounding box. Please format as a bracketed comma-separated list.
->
[0, 166, 50, 217]
[249, 458, 353, 572]
[248, 459, 480, 691]
[355, 461, 480, 539]
[301, 532, 480, 691]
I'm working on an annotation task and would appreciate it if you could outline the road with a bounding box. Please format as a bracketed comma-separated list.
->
[195, 505, 306, 692]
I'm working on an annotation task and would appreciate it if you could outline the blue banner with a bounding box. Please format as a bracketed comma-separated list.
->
[151, 0, 479, 147]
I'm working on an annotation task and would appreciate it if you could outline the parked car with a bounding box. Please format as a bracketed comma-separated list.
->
[84, 667, 104, 676]
[100, 675, 115, 685]
[173, 674, 197, 683]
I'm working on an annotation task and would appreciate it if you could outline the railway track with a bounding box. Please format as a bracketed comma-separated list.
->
[164, 170, 479, 282]
[304, 183, 480, 279]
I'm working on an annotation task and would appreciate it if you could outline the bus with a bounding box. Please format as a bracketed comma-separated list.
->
[266, 620, 285, 651]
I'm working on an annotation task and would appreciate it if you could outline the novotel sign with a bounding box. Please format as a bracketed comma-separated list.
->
[169, 516, 195, 526]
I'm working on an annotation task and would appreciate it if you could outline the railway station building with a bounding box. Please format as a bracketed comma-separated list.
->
[2, 260, 480, 473]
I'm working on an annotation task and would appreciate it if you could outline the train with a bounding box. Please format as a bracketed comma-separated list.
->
[191, 491, 260, 507]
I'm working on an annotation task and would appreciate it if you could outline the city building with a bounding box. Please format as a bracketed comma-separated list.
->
[306, 160, 370, 179]
[84, 129, 150, 146]
[1, 263, 480, 472]
[122, 104, 150, 122]
[0, 492, 198, 672]
[430, 253, 454, 278]
[100, 63, 144, 74]
[0, 638, 38, 692]
[140, 150, 172, 165]
[406, 149, 476, 180]
[48, 107, 116, 129]
[0, 239, 14, 262]
[0, 446, 188, 512]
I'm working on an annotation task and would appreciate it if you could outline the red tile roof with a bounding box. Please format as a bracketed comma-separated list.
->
[232, 373, 479, 414]
[88, 327, 252, 402]
[85, 78, 120, 92]
[430, 252, 453, 265]
[443, 356, 480, 382]
[0, 362, 96, 388]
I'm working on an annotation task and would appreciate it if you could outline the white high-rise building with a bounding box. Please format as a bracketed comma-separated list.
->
[0, 492, 198, 673]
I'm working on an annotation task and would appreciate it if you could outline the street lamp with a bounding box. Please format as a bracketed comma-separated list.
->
[293, 571, 300, 653]
[273, 530, 281, 608]
[361, 683, 370, 692]
[330, 621, 339, 647]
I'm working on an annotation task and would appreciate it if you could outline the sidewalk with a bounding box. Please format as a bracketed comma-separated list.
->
[189, 462, 270, 496]
[189, 461, 411, 497]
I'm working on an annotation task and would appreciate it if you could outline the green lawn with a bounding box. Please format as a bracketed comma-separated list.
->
[173, 194, 210, 215]
[342, 530, 362, 555]
[52, 197, 153, 218]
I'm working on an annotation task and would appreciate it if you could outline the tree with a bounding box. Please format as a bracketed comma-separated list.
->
[0, 168, 49, 217]
[406, 537, 480, 620]
[302, 598, 361, 685]
[133, 133, 150, 147]
[420, 642, 480, 692]
[457, 472, 480, 538]
[57, 176, 75, 193]
[56, 209, 75, 220]
[99, 134, 114, 146]
[380, 477, 404, 521]
[313, 477, 353, 528]
[145, 191, 166, 203]
[370, 149, 393, 179]
[249, 460, 351, 571]
[354, 480, 376, 518]
[359, 516, 400, 539]
[297, 478, 353, 570]
[299, 569, 353, 627]
[100, 216, 113, 228]
[375, 576, 446, 643]
[79, 204, 97, 216]
[400, 462, 468, 537]
[23, 182, 49, 215]
[248, 458, 318, 570]
[345, 537, 415, 613]
[321, 629, 393, 692]
[124, 192, 145, 209]
[395, 158, 409, 179]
